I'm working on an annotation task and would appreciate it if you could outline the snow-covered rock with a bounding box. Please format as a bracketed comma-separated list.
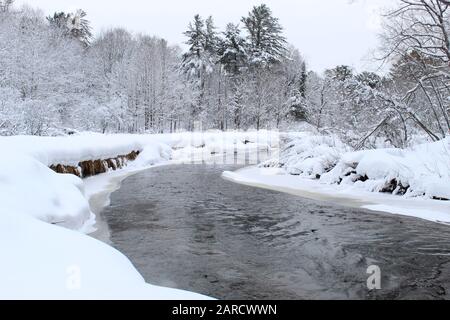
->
[323, 138, 450, 200]
[263, 132, 350, 179]
[272, 133, 450, 201]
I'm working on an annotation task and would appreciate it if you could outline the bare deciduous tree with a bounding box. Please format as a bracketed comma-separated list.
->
[380, 0, 450, 140]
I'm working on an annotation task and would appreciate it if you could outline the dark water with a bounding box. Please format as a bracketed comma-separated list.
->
[101, 165, 450, 300]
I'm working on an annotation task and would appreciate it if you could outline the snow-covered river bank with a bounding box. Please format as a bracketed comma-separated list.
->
[0, 131, 275, 299]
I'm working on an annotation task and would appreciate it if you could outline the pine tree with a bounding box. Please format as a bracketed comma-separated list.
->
[0, 0, 13, 13]
[289, 61, 308, 121]
[229, 77, 246, 129]
[182, 15, 221, 127]
[182, 15, 209, 78]
[241, 4, 287, 67]
[219, 23, 248, 75]
[47, 10, 92, 47]
[204, 16, 220, 55]
[328, 65, 353, 82]
[299, 61, 307, 98]
[356, 72, 381, 89]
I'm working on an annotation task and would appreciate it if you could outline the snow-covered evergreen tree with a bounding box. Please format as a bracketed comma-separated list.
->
[181, 15, 216, 79]
[219, 23, 248, 75]
[241, 4, 287, 67]
[47, 10, 92, 47]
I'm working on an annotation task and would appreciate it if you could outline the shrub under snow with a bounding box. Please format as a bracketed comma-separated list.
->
[322, 138, 450, 200]
[263, 132, 350, 179]
[268, 134, 450, 201]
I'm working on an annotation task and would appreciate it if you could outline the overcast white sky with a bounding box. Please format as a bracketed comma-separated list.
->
[15, 0, 394, 73]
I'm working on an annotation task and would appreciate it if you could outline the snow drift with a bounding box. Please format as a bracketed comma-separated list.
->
[0, 210, 209, 300]
[0, 133, 211, 299]
[321, 138, 450, 200]
[0, 153, 92, 231]
[262, 132, 350, 178]
[265, 133, 450, 201]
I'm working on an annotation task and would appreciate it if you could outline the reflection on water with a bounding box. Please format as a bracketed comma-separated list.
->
[101, 165, 450, 300]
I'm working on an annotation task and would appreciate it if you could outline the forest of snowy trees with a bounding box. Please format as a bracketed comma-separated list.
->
[0, 0, 449, 149]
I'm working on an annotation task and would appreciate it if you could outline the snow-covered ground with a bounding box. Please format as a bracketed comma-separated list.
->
[224, 132, 450, 225]
[0, 131, 276, 300]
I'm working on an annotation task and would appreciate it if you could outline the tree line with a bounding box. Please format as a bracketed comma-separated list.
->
[0, 0, 448, 149]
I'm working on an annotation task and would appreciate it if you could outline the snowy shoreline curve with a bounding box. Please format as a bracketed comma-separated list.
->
[222, 132, 450, 225]
[0, 131, 275, 300]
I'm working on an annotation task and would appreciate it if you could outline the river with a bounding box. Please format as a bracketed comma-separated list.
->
[98, 164, 450, 300]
